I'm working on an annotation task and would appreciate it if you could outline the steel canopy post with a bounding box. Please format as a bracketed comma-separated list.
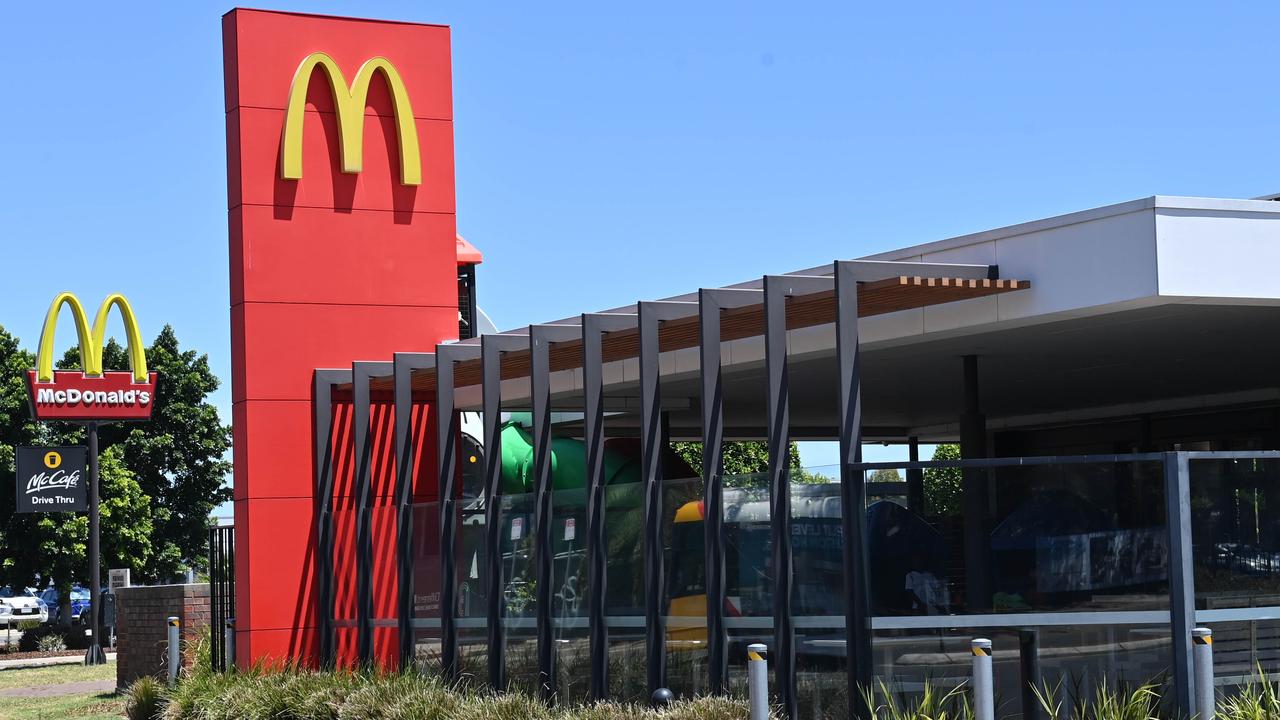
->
[835, 261, 872, 720]
[1166, 452, 1196, 718]
[393, 353, 435, 670]
[482, 334, 527, 691]
[313, 369, 351, 669]
[763, 275, 832, 720]
[529, 324, 580, 704]
[636, 303, 689, 698]
[353, 361, 392, 667]
[699, 287, 762, 694]
[435, 343, 479, 682]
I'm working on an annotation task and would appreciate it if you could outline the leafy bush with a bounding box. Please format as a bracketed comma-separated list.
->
[18, 624, 87, 652]
[127, 676, 167, 720]
[16, 619, 42, 632]
[865, 679, 973, 720]
[36, 633, 67, 652]
[154, 666, 754, 720]
[1033, 678, 1162, 720]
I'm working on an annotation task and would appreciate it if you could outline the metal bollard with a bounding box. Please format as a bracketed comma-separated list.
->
[1193, 627, 1214, 720]
[747, 644, 769, 720]
[167, 616, 180, 682]
[225, 617, 235, 671]
[972, 638, 994, 720]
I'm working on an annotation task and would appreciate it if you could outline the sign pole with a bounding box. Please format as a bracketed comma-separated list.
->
[84, 422, 105, 665]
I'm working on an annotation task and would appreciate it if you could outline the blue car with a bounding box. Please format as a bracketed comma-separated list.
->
[39, 586, 92, 624]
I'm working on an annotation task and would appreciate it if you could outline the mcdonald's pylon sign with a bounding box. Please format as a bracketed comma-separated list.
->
[280, 52, 421, 186]
[25, 292, 158, 421]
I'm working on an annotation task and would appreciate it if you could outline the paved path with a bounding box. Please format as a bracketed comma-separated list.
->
[0, 652, 116, 671]
[0, 678, 116, 697]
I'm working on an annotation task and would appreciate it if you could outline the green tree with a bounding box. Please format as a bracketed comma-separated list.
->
[924, 443, 963, 515]
[670, 441, 803, 487]
[60, 326, 232, 582]
[869, 467, 903, 484]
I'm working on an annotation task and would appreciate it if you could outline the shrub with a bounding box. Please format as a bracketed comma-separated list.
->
[18, 624, 78, 652]
[36, 633, 67, 652]
[16, 619, 42, 632]
[127, 676, 167, 720]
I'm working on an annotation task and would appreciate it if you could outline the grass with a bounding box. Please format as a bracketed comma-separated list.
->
[0, 659, 124, 720]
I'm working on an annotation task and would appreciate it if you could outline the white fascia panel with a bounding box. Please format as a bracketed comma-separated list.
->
[1155, 206, 1280, 301]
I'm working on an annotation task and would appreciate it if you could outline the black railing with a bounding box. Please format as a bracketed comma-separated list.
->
[209, 524, 235, 672]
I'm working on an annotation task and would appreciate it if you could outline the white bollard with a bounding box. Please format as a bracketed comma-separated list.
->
[167, 616, 180, 682]
[225, 617, 235, 671]
[972, 638, 994, 720]
[747, 643, 768, 720]
[1193, 627, 1214, 720]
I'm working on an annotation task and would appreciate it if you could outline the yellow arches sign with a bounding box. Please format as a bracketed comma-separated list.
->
[280, 52, 421, 186]
[26, 292, 157, 421]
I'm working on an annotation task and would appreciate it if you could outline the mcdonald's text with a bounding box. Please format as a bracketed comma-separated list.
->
[27, 370, 158, 421]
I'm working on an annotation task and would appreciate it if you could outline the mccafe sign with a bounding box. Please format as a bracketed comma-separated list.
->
[15, 446, 87, 513]
[25, 293, 157, 421]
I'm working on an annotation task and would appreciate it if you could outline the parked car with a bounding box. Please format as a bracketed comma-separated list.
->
[0, 586, 48, 625]
[38, 586, 91, 624]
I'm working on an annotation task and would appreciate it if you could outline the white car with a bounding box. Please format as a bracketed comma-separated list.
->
[0, 587, 49, 626]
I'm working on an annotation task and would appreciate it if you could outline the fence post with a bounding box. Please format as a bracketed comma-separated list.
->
[1019, 628, 1042, 720]
[972, 638, 994, 720]
[225, 617, 235, 671]
[748, 643, 769, 720]
[167, 616, 181, 682]
[1194, 627, 1214, 720]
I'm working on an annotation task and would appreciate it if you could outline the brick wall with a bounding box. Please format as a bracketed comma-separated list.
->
[115, 583, 210, 689]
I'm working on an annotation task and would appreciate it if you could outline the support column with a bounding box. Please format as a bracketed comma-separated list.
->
[763, 274, 832, 720]
[1166, 452, 1195, 718]
[960, 355, 991, 611]
[393, 353, 435, 669]
[435, 343, 480, 682]
[313, 369, 351, 669]
[835, 261, 872, 720]
[637, 303, 691, 698]
[699, 288, 762, 694]
[581, 313, 636, 700]
[907, 437, 924, 514]
[482, 334, 528, 691]
[529, 324, 581, 703]
[352, 361, 392, 666]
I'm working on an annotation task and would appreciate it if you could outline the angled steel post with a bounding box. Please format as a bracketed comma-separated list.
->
[393, 352, 435, 670]
[699, 287, 763, 694]
[1166, 451, 1196, 718]
[835, 261, 872, 720]
[436, 343, 480, 682]
[763, 275, 832, 720]
[529, 324, 581, 704]
[637, 302, 691, 698]
[580, 313, 635, 700]
[313, 369, 351, 669]
[353, 361, 393, 667]
[482, 333, 528, 691]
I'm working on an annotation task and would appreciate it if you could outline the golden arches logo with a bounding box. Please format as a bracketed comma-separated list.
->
[36, 292, 148, 383]
[280, 52, 421, 186]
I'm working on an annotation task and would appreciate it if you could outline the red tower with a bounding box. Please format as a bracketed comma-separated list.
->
[223, 8, 462, 665]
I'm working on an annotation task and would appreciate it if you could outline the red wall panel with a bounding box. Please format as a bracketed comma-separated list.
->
[225, 8, 459, 667]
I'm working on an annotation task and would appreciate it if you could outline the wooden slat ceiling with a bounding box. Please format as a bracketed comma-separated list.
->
[367, 276, 1030, 393]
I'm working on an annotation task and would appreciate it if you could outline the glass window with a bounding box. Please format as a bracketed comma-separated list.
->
[1190, 458, 1280, 610]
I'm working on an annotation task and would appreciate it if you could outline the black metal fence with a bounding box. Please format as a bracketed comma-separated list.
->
[209, 524, 235, 672]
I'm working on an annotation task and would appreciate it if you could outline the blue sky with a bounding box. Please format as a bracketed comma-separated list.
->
[3, 2, 1280, 474]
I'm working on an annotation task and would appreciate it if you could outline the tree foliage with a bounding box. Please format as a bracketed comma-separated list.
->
[670, 441, 804, 487]
[924, 443, 963, 515]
